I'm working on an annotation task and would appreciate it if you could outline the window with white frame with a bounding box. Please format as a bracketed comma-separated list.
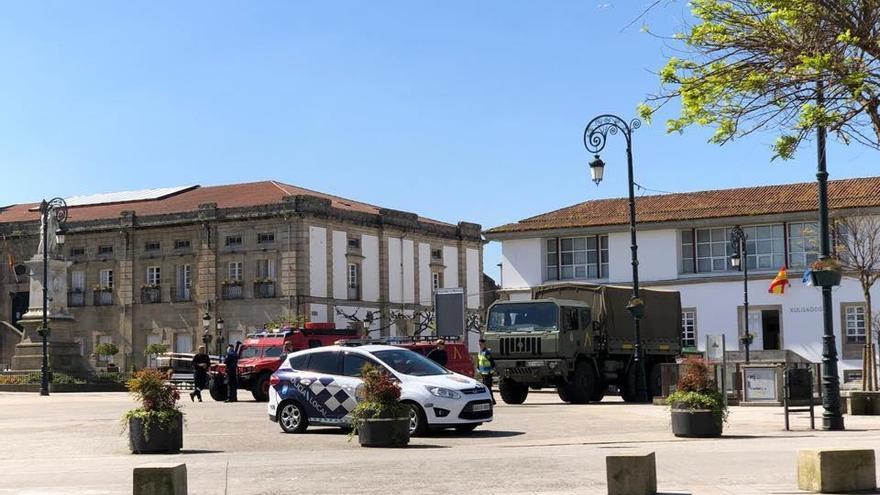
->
[682, 310, 697, 348]
[71, 271, 85, 291]
[695, 227, 733, 273]
[788, 222, 820, 269]
[432, 271, 442, 292]
[547, 235, 609, 281]
[228, 261, 242, 281]
[844, 305, 866, 344]
[742, 224, 786, 270]
[680, 230, 695, 274]
[146, 266, 161, 286]
[256, 259, 275, 280]
[99, 269, 113, 289]
[347, 263, 360, 300]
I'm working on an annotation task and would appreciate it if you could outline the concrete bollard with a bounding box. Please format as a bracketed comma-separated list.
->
[797, 449, 876, 493]
[606, 451, 657, 495]
[133, 463, 188, 495]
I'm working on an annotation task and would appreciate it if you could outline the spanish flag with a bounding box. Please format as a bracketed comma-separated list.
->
[768, 266, 790, 294]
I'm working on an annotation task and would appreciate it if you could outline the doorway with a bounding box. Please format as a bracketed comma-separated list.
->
[761, 310, 781, 350]
[741, 305, 783, 351]
[11, 292, 29, 329]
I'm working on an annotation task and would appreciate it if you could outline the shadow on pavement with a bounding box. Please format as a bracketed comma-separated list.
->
[431, 429, 525, 439]
[179, 449, 225, 454]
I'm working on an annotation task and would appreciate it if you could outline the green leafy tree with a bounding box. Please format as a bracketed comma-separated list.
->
[95, 343, 119, 361]
[642, 0, 880, 159]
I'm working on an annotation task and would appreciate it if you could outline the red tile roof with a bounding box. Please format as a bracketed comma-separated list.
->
[486, 176, 880, 235]
[0, 180, 450, 226]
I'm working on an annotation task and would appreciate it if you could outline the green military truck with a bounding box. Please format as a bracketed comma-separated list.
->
[484, 283, 682, 404]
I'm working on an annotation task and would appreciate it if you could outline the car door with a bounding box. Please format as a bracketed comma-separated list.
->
[294, 350, 349, 423]
[339, 351, 384, 416]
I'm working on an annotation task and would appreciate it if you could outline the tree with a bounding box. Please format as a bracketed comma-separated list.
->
[641, 0, 880, 159]
[835, 215, 880, 391]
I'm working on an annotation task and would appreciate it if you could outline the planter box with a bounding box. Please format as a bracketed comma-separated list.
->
[670, 408, 723, 437]
[356, 417, 410, 447]
[129, 415, 183, 454]
[810, 270, 842, 288]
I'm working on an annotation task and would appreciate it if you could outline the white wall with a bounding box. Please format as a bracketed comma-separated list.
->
[388, 237, 402, 303]
[309, 226, 327, 298]
[418, 243, 431, 305]
[501, 238, 542, 289]
[608, 229, 679, 283]
[443, 245, 459, 288]
[332, 230, 347, 300]
[361, 234, 380, 302]
[466, 247, 480, 309]
[403, 239, 415, 304]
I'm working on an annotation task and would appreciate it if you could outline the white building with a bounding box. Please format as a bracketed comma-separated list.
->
[485, 177, 880, 384]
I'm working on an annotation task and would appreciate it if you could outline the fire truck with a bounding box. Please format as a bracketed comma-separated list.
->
[209, 323, 358, 402]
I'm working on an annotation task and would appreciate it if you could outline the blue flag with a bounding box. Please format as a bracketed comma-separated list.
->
[802, 269, 814, 287]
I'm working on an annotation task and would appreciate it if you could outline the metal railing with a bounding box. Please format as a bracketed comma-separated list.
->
[141, 286, 161, 304]
[93, 290, 113, 306]
[254, 281, 275, 298]
[68, 291, 85, 307]
[171, 286, 192, 302]
[222, 284, 243, 300]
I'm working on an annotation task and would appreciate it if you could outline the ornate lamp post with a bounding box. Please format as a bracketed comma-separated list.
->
[38, 197, 68, 396]
[216, 318, 225, 357]
[201, 312, 213, 353]
[583, 114, 649, 403]
[729, 226, 751, 364]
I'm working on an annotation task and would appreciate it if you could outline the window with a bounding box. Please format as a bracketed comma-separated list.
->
[228, 261, 242, 281]
[347, 237, 361, 250]
[225, 235, 242, 247]
[175, 264, 192, 301]
[98, 245, 113, 255]
[96, 335, 113, 364]
[680, 230, 695, 274]
[289, 353, 309, 370]
[556, 235, 609, 280]
[69, 247, 85, 257]
[347, 263, 360, 300]
[695, 228, 733, 273]
[431, 248, 443, 261]
[256, 259, 275, 279]
[682, 310, 697, 348]
[99, 269, 113, 288]
[174, 239, 191, 250]
[146, 334, 162, 367]
[432, 271, 442, 291]
[145, 241, 160, 252]
[561, 307, 579, 331]
[304, 351, 339, 374]
[343, 352, 379, 377]
[545, 239, 559, 280]
[741, 224, 785, 270]
[788, 222, 820, 269]
[71, 271, 85, 291]
[844, 305, 866, 344]
[257, 232, 275, 244]
[147, 266, 161, 286]
[175, 333, 192, 353]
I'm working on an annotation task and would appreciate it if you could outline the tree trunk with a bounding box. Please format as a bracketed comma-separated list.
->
[864, 292, 876, 391]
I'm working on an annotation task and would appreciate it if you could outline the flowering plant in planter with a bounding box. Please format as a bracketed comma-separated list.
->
[221, 279, 242, 286]
[122, 369, 183, 453]
[810, 257, 843, 287]
[350, 364, 410, 447]
[667, 357, 727, 437]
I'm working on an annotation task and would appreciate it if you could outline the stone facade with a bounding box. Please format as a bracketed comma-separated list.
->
[0, 184, 484, 370]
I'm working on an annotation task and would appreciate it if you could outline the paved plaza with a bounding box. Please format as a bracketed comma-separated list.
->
[1, 391, 878, 494]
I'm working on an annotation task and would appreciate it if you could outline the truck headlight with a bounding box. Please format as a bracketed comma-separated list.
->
[425, 386, 462, 400]
[548, 361, 558, 369]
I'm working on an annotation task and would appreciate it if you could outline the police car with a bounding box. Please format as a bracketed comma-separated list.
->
[267, 344, 493, 436]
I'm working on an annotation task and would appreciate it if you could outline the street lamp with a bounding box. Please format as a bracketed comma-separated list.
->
[730, 226, 751, 364]
[216, 317, 225, 357]
[39, 197, 69, 397]
[583, 114, 649, 403]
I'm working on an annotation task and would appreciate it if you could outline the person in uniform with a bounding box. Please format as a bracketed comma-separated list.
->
[190, 346, 210, 402]
[224, 344, 239, 402]
[477, 338, 496, 405]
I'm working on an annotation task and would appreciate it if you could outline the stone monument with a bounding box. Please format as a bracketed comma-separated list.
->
[11, 203, 89, 375]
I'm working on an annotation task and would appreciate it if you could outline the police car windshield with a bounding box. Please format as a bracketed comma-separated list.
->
[487, 302, 558, 332]
[372, 349, 449, 376]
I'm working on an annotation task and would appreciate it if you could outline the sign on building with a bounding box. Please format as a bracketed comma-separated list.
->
[434, 288, 465, 338]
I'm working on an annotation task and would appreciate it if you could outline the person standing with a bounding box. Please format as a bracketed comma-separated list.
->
[224, 344, 239, 403]
[426, 339, 448, 367]
[477, 338, 496, 405]
[190, 346, 210, 402]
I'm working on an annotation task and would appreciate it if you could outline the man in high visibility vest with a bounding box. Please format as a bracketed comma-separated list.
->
[477, 338, 496, 405]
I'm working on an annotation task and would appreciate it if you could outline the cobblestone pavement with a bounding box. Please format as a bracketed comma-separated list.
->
[0, 391, 878, 494]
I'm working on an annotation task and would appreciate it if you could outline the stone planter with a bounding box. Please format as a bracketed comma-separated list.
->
[810, 270, 842, 288]
[129, 414, 183, 454]
[670, 407, 723, 437]
[356, 417, 410, 448]
[848, 391, 880, 415]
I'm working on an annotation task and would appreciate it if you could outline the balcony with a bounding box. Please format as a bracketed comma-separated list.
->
[68, 290, 85, 307]
[93, 289, 113, 306]
[171, 285, 192, 302]
[222, 283, 243, 300]
[140, 286, 161, 304]
[254, 281, 275, 298]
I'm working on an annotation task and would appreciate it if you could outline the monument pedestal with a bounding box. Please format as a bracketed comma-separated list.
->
[9, 256, 90, 375]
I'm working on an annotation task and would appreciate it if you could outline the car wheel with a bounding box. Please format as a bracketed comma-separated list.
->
[499, 378, 529, 405]
[251, 374, 270, 402]
[407, 402, 428, 437]
[454, 423, 479, 433]
[278, 401, 308, 433]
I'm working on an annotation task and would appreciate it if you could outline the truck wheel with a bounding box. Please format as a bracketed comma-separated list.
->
[208, 377, 227, 402]
[621, 364, 655, 403]
[251, 374, 270, 402]
[499, 378, 529, 404]
[563, 360, 595, 404]
[556, 386, 571, 403]
[591, 383, 606, 403]
[648, 364, 663, 399]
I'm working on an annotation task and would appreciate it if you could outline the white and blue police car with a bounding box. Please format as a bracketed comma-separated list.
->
[268, 344, 493, 436]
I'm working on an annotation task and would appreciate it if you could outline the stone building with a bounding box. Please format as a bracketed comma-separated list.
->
[0, 181, 484, 370]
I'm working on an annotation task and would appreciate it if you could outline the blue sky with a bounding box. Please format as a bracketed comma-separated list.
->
[1, 2, 876, 281]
